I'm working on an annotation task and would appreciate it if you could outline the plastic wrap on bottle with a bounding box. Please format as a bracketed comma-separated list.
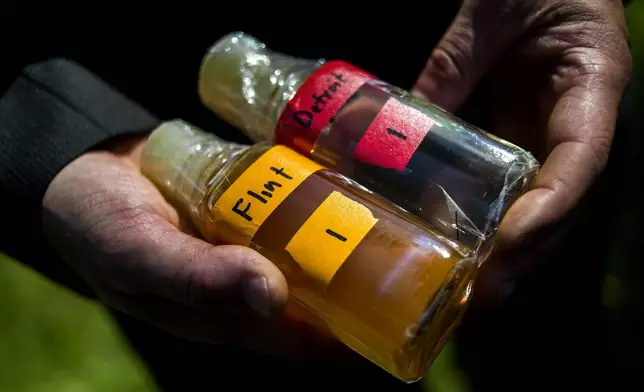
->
[199, 32, 540, 254]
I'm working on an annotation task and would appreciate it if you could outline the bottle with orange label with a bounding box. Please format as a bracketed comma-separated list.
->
[140, 119, 478, 383]
[198, 32, 540, 253]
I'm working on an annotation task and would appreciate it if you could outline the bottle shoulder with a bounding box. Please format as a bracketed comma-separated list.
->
[203, 143, 272, 209]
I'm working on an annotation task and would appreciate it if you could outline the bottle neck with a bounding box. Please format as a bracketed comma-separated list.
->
[140, 120, 250, 225]
[180, 141, 249, 223]
[198, 32, 322, 143]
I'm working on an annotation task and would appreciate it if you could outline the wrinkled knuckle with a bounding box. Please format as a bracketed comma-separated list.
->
[566, 52, 628, 93]
[430, 36, 472, 87]
[603, 38, 632, 86]
[566, 59, 604, 82]
[589, 133, 613, 172]
[172, 260, 209, 306]
[90, 205, 158, 255]
[434, 47, 468, 83]
[618, 47, 633, 87]
[172, 242, 238, 306]
[554, 1, 607, 26]
[585, 23, 632, 84]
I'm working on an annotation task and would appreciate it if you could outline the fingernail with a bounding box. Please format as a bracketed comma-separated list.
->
[242, 276, 272, 317]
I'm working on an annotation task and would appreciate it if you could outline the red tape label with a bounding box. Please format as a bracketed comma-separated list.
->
[353, 98, 433, 171]
[276, 60, 373, 155]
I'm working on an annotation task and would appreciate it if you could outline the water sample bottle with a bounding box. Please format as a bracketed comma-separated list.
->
[198, 32, 540, 253]
[140, 120, 478, 383]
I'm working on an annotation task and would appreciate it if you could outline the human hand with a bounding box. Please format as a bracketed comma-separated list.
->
[42, 134, 341, 358]
[411, 0, 632, 301]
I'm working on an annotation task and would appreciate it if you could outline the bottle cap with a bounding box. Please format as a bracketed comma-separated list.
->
[141, 120, 245, 217]
[198, 32, 321, 144]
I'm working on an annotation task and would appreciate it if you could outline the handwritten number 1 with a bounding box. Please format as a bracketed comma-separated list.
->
[386, 127, 407, 140]
[326, 229, 347, 242]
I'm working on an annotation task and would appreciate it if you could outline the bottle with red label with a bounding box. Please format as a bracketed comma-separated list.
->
[198, 32, 540, 254]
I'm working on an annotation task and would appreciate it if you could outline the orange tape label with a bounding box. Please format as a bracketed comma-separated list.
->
[211, 145, 323, 245]
[285, 191, 378, 287]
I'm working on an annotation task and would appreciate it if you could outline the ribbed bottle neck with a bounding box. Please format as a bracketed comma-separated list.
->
[140, 120, 249, 222]
[198, 31, 322, 143]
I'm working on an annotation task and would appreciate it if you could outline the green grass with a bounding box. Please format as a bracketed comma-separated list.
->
[627, 1, 644, 66]
[422, 340, 471, 392]
[0, 255, 157, 392]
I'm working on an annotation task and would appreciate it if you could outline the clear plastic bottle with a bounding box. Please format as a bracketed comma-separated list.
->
[198, 32, 540, 254]
[140, 120, 478, 383]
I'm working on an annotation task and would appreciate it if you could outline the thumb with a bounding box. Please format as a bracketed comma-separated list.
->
[411, 0, 524, 112]
[120, 216, 289, 317]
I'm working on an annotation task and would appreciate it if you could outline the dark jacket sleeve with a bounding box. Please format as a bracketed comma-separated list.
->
[0, 58, 159, 297]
